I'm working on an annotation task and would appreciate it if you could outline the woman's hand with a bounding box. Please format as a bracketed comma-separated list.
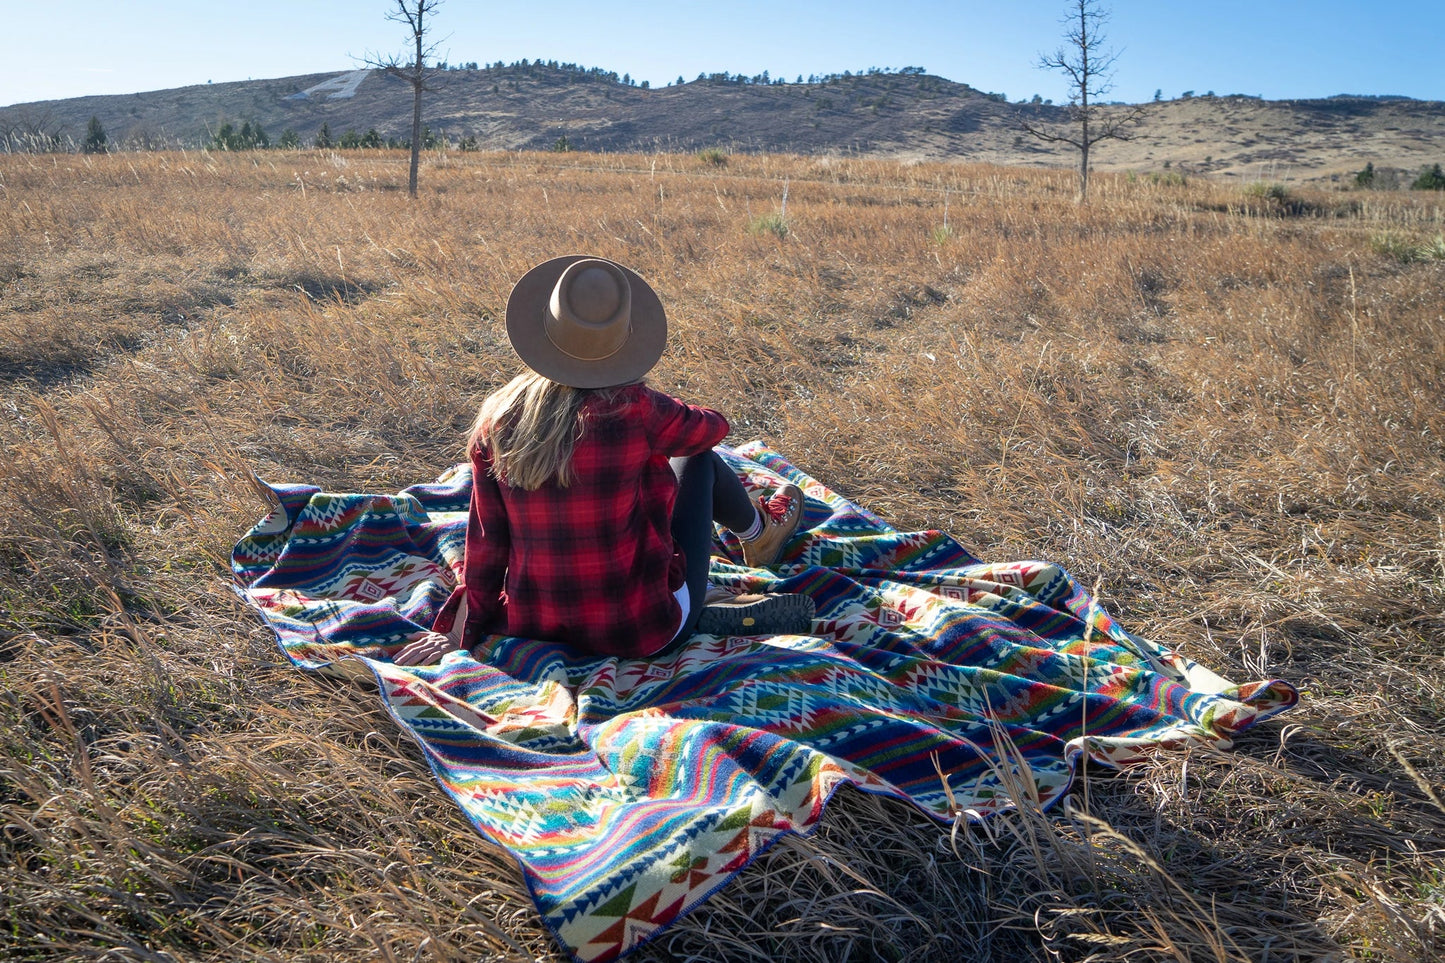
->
[394, 596, 470, 666]
[393, 631, 463, 666]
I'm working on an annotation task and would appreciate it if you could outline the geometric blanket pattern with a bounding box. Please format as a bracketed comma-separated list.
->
[231, 443, 1299, 963]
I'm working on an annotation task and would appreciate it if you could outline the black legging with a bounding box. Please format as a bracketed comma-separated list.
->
[669, 450, 758, 640]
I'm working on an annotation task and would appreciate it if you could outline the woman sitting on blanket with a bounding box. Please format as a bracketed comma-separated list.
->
[395, 255, 813, 666]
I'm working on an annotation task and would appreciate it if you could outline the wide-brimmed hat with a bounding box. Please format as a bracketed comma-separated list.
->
[504, 255, 667, 389]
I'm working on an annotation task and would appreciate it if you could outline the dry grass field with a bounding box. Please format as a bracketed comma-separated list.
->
[1, 148, 1443, 962]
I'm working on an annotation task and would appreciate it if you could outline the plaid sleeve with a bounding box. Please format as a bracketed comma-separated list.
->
[644, 388, 729, 456]
[461, 446, 509, 639]
[430, 583, 465, 634]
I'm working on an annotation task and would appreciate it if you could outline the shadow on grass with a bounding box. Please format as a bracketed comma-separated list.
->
[275, 271, 382, 304]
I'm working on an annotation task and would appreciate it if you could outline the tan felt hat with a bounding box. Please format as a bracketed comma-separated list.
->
[504, 255, 667, 389]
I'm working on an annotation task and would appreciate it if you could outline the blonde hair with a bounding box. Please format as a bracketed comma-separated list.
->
[469, 372, 623, 490]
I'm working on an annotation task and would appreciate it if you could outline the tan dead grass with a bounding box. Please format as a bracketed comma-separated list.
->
[2, 148, 1443, 961]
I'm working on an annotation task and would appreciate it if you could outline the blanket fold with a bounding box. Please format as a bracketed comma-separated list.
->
[231, 444, 1298, 963]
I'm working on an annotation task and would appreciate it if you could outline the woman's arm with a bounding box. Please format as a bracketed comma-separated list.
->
[644, 387, 730, 456]
[417, 451, 507, 662]
[459, 446, 510, 639]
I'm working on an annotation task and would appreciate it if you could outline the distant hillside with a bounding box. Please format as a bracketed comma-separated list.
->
[4, 63, 1443, 183]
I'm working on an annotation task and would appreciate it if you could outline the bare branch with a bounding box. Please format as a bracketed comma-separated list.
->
[1093, 104, 1147, 142]
[1017, 115, 1085, 150]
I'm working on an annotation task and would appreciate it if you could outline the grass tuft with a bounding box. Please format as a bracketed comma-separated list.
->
[1370, 231, 1445, 263]
[696, 146, 729, 167]
[747, 211, 789, 239]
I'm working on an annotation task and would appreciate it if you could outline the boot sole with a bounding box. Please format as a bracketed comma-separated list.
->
[696, 594, 816, 637]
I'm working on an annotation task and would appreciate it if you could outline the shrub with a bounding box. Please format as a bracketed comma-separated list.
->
[1244, 181, 1290, 202]
[1148, 170, 1187, 187]
[1354, 162, 1375, 188]
[697, 147, 728, 167]
[210, 120, 269, 151]
[1411, 163, 1445, 191]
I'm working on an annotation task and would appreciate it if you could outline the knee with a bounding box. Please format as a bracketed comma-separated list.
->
[670, 451, 718, 486]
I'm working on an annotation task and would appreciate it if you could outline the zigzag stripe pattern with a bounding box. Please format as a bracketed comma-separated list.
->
[232, 445, 1298, 962]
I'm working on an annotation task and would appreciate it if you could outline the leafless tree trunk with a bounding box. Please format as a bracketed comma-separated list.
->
[1020, 0, 1142, 200]
[367, 0, 442, 199]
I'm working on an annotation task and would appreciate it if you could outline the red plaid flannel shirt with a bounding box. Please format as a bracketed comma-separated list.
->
[434, 384, 729, 657]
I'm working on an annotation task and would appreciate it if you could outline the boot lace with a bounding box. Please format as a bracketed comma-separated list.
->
[758, 487, 798, 524]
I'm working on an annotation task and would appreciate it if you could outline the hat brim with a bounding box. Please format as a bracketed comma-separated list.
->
[505, 255, 667, 389]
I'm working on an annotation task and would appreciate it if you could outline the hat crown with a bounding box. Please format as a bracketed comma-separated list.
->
[546, 259, 632, 361]
[567, 265, 623, 322]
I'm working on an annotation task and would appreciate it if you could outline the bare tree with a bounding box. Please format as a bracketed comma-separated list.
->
[1021, 0, 1142, 199]
[2, 108, 66, 153]
[367, 0, 443, 198]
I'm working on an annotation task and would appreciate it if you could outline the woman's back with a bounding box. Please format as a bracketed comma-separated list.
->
[465, 383, 728, 655]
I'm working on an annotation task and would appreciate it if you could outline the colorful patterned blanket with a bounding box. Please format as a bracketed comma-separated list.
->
[231, 444, 1298, 963]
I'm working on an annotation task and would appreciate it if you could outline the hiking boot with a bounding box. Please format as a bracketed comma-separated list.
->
[740, 483, 806, 568]
[696, 588, 815, 636]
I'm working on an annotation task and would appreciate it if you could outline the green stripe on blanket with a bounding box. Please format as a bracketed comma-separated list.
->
[231, 444, 1297, 963]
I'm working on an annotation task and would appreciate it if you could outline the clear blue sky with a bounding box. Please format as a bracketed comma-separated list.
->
[3, 0, 1441, 108]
